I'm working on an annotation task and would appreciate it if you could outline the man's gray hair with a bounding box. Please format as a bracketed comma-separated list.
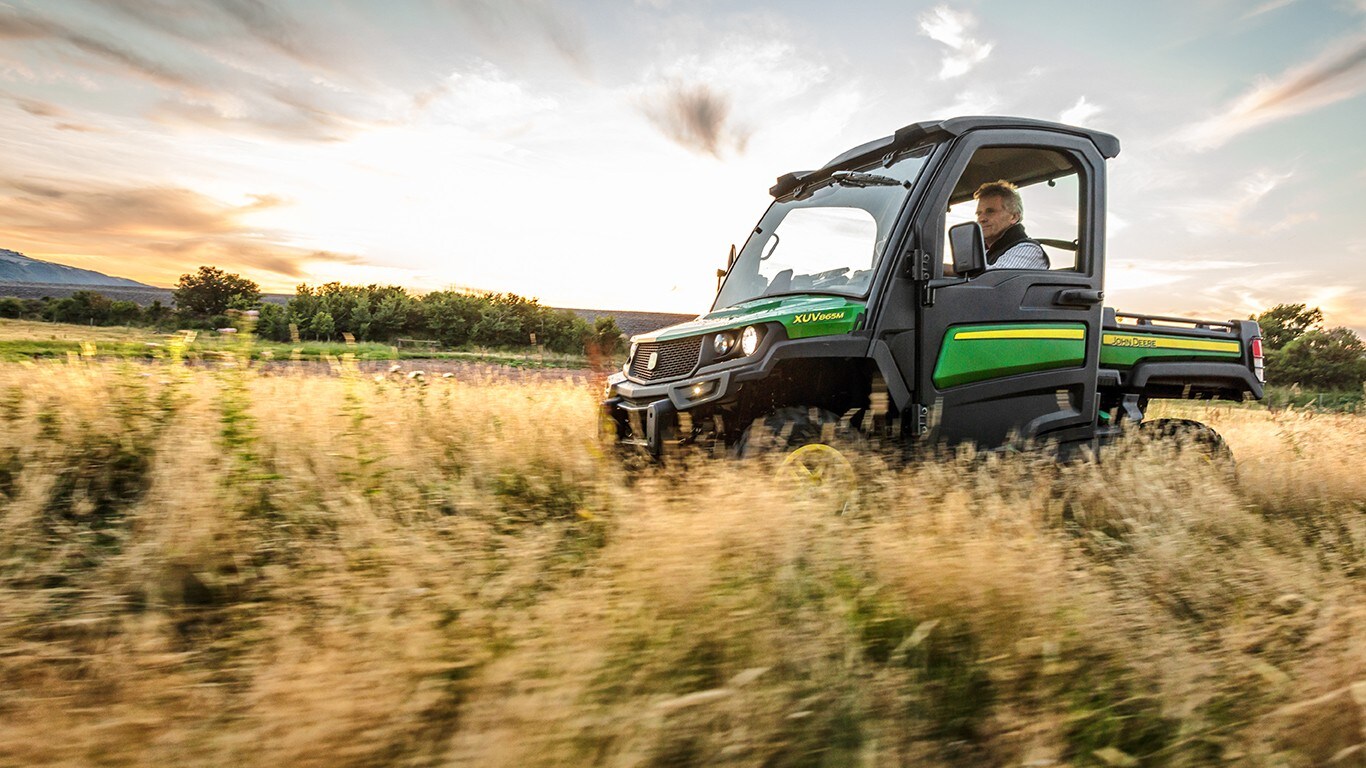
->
[973, 180, 1024, 218]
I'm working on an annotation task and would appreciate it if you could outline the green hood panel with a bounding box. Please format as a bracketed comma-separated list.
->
[634, 296, 866, 343]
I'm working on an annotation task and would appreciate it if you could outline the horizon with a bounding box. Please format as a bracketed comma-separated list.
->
[1, 1, 1363, 330]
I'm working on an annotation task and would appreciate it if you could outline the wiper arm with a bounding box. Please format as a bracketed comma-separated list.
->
[830, 170, 908, 188]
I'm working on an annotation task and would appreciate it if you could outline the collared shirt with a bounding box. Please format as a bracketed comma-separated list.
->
[986, 223, 1050, 270]
[990, 241, 1049, 270]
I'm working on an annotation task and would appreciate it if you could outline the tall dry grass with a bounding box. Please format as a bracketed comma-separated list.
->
[0, 359, 1361, 767]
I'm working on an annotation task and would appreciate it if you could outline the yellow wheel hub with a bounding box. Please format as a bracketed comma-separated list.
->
[778, 443, 857, 514]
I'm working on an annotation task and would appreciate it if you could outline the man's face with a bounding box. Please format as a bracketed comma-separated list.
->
[975, 194, 1019, 245]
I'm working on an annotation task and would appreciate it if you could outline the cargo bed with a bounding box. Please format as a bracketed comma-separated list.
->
[1098, 308, 1263, 402]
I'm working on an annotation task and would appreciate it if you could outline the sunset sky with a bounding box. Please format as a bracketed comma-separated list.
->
[1, 0, 1363, 329]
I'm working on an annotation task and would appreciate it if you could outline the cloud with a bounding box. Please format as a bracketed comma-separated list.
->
[925, 89, 1001, 120]
[636, 37, 831, 157]
[147, 95, 364, 142]
[439, 0, 589, 72]
[917, 6, 993, 80]
[1177, 33, 1366, 150]
[98, 0, 346, 76]
[0, 1, 594, 145]
[1241, 0, 1298, 20]
[1159, 168, 1316, 236]
[0, 179, 358, 286]
[13, 96, 65, 118]
[416, 61, 558, 133]
[642, 83, 741, 157]
[0, 8, 206, 92]
[0, 3, 402, 142]
[1059, 96, 1102, 126]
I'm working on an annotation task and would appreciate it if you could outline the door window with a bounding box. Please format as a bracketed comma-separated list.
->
[941, 147, 1084, 273]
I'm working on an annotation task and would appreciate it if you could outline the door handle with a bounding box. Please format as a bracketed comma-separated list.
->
[1056, 289, 1103, 307]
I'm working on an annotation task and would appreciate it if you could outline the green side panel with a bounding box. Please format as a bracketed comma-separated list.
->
[1099, 332, 1243, 368]
[779, 300, 865, 339]
[933, 323, 1087, 389]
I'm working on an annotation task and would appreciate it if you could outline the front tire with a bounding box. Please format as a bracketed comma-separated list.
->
[738, 407, 861, 514]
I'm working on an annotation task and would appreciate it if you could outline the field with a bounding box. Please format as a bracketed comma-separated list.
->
[0, 357, 1362, 767]
[0, 319, 596, 369]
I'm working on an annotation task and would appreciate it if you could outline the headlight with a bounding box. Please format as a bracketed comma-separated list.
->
[629, 342, 639, 360]
[741, 325, 761, 356]
[713, 331, 736, 356]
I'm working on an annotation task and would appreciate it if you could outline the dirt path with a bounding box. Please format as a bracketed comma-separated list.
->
[246, 358, 609, 384]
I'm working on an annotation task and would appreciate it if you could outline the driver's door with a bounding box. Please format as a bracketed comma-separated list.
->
[916, 131, 1107, 448]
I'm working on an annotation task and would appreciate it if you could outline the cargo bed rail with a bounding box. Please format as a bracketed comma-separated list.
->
[1106, 310, 1237, 333]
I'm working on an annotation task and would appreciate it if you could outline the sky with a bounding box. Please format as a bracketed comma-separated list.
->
[0, 0, 1364, 332]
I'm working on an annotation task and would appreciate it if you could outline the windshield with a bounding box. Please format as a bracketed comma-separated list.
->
[713, 151, 928, 310]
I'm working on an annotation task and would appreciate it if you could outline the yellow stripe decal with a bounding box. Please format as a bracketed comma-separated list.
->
[954, 328, 1086, 341]
[1102, 333, 1240, 353]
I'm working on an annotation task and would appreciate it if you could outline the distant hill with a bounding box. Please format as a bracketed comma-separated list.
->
[0, 249, 151, 288]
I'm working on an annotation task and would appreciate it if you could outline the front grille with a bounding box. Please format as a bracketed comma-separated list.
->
[629, 337, 703, 382]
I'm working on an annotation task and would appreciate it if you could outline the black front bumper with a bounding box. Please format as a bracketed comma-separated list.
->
[600, 369, 736, 456]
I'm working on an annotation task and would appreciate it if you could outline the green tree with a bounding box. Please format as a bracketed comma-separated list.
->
[256, 303, 291, 342]
[0, 297, 23, 319]
[420, 291, 482, 346]
[1269, 327, 1366, 390]
[371, 289, 417, 341]
[308, 310, 335, 341]
[1253, 303, 1323, 350]
[144, 300, 172, 328]
[108, 300, 141, 325]
[174, 266, 261, 317]
[351, 301, 373, 341]
[590, 316, 624, 355]
[48, 290, 116, 325]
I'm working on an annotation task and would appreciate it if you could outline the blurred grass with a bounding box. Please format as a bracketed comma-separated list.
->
[0, 358, 1361, 767]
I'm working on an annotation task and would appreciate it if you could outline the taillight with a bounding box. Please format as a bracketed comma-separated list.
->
[1251, 337, 1264, 383]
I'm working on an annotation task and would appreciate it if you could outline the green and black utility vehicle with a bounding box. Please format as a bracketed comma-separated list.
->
[602, 116, 1265, 459]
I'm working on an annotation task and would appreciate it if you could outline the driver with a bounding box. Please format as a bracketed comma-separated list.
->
[974, 181, 1049, 270]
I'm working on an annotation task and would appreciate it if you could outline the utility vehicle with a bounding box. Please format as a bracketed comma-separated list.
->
[602, 117, 1264, 459]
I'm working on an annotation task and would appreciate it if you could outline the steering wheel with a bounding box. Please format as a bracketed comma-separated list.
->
[809, 267, 849, 281]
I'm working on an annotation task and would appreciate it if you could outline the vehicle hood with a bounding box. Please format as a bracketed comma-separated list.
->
[632, 294, 866, 343]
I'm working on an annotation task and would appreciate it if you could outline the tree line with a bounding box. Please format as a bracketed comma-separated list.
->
[1252, 303, 1365, 390]
[1, 268, 1359, 386]
[0, 266, 623, 355]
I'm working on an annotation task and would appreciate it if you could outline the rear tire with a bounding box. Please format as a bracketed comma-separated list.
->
[1136, 418, 1235, 475]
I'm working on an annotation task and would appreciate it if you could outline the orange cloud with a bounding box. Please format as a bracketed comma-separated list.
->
[0, 179, 359, 289]
[1178, 34, 1366, 150]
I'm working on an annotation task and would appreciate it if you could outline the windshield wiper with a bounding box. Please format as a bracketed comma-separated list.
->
[830, 170, 908, 188]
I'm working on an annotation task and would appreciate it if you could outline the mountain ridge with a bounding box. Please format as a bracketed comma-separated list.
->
[0, 249, 151, 288]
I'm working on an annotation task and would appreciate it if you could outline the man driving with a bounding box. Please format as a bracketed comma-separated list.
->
[974, 180, 1049, 270]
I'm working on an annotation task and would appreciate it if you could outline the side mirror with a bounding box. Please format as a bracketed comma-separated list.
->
[718, 245, 737, 291]
[948, 222, 986, 276]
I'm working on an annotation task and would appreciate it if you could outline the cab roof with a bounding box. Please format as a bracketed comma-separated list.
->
[769, 116, 1121, 198]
